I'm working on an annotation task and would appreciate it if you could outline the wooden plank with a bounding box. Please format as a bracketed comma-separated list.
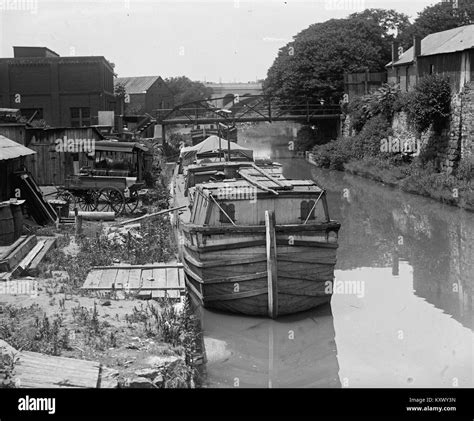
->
[0, 235, 28, 261]
[265, 210, 278, 319]
[150, 268, 166, 297]
[113, 206, 186, 226]
[26, 237, 57, 276]
[92, 264, 183, 270]
[12, 240, 45, 277]
[0, 235, 37, 272]
[141, 268, 154, 291]
[127, 268, 142, 290]
[151, 268, 167, 289]
[98, 269, 119, 289]
[82, 269, 103, 289]
[16, 351, 100, 388]
[114, 269, 130, 289]
[165, 268, 179, 288]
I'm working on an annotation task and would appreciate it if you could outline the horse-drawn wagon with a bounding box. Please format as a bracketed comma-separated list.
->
[56, 141, 153, 216]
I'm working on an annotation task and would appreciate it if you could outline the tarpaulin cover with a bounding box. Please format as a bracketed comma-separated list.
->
[180, 135, 253, 166]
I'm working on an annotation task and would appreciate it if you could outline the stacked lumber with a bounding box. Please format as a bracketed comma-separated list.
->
[0, 235, 56, 279]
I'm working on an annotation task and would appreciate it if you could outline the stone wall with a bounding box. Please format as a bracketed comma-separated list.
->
[391, 82, 474, 173]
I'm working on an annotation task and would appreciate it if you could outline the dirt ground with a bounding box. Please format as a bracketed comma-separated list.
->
[0, 219, 200, 388]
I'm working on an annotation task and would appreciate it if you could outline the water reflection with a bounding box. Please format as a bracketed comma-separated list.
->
[202, 304, 340, 388]
[201, 130, 473, 388]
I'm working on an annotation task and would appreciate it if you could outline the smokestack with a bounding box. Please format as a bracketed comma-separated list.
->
[413, 36, 422, 62]
[392, 41, 400, 67]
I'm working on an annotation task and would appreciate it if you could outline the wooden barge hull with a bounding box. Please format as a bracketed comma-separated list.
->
[181, 222, 340, 317]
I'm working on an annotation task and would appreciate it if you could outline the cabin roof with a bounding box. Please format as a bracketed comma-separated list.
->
[0, 135, 35, 161]
[196, 178, 323, 198]
[115, 76, 161, 94]
[387, 24, 474, 67]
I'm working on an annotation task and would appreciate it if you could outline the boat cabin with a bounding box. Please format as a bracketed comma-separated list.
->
[189, 178, 330, 226]
[184, 161, 283, 196]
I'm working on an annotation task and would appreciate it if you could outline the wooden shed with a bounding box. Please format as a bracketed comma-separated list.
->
[24, 126, 105, 186]
[0, 135, 35, 202]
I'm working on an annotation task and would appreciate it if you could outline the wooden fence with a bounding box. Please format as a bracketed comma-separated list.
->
[344, 72, 387, 99]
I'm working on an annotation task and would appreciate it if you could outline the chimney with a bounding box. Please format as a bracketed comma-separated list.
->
[413, 36, 422, 62]
[392, 41, 400, 67]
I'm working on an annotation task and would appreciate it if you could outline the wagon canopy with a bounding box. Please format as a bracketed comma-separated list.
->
[180, 135, 253, 166]
[94, 141, 149, 153]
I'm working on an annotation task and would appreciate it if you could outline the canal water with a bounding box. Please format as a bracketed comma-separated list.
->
[201, 128, 474, 388]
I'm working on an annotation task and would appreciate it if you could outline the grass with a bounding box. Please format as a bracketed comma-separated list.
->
[0, 168, 202, 387]
[0, 305, 70, 356]
[0, 352, 19, 388]
[344, 158, 474, 211]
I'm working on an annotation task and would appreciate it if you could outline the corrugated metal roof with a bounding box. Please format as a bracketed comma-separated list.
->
[0, 135, 35, 161]
[387, 24, 474, 67]
[115, 76, 160, 94]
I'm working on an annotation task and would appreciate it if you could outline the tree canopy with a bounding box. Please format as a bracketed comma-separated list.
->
[264, 9, 409, 103]
[399, 0, 474, 48]
[264, 4, 473, 102]
[165, 76, 213, 106]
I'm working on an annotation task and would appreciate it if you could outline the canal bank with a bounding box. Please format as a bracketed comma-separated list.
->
[306, 151, 474, 213]
[200, 127, 473, 388]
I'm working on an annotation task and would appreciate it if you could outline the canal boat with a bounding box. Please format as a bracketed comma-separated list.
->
[173, 156, 341, 318]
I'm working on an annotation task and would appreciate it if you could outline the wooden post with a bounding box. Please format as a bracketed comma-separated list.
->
[265, 210, 278, 319]
[268, 323, 274, 388]
[162, 124, 166, 146]
[74, 207, 83, 236]
[392, 249, 399, 276]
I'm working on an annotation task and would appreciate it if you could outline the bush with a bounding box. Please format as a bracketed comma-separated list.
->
[404, 75, 451, 133]
[295, 125, 319, 151]
[357, 115, 392, 157]
[311, 137, 353, 170]
[347, 83, 401, 132]
[456, 157, 473, 182]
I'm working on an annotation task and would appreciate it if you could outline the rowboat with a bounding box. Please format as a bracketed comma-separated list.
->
[172, 141, 340, 318]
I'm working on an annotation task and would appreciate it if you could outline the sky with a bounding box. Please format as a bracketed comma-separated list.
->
[0, 0, 437, 82]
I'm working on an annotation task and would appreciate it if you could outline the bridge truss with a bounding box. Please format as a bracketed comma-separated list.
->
[154, 95, 342, 128]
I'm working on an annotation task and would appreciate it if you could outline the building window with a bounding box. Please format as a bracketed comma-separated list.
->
[300, 200, 315, 221]
[430, 64, 435, 75]
[70, 107, 91, 127]
[396, 68, 401, 85]
[219, 203, 235, 223]
[20, 108, 43, 120]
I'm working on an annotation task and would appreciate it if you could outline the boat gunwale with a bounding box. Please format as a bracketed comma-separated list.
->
[180, 221, 341, 235]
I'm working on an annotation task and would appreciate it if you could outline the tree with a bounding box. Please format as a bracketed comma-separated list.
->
[264, 11, 408, 103]
[349, 9, 411, 40]
[165, 76, 213, 106]
[398, 1, 474, 48]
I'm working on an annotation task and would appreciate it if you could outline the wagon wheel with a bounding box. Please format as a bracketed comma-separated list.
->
[97, 187, 125, 216]
[76, 190, 98, 212]
[55, 190, 76, 210]
[124, 190, 139, 214]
